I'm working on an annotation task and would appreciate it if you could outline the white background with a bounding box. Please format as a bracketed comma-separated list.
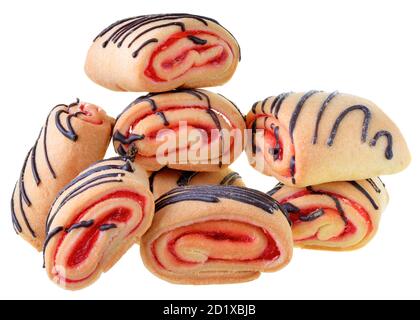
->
[0, 0, 419, 300]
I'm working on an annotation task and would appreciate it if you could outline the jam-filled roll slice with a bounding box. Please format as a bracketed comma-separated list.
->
[11, 99, 114, 250]
[85, 14, 240, 92]
[113, 89, 245, 172]
[44, 158, 154, 290]
[268, 177, 388, 250]
[246, 91, 411, 187]
[149, 167, 244, 199]
[141, 185, 293, 284]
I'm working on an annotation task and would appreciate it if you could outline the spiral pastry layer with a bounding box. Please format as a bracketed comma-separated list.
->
[11, 99, 114, 250]
[141, 185, 293, 284]
[149, 167, 244, 199]
[268, 177, 388, 250]
[246, 91, 411, 187]
[113, 89, 245, 171]
[85, 14, 240, 92]
[43, 158, 154, 290]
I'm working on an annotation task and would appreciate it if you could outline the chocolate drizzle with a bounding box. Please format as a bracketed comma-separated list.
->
[348, 181, 379, 210]
[366, 178, 382, 193]
[156, 111, 170, 126]
[30, 130, 42, 185]
[289, 90, 320, 144]
[370, 130, 393, 160]
[219, 172, 241, 186]
[299, 209, 325, 222]
[327, 105, 371, 146]
[113, 131, 145, 145]
[307, 186, 348, 225]
[42, 226, 64, 267]
[55, 109, 78, 141]
[177, 171, 198, 186]
[115, 89, 240, 163]
[269, 126, 281, 161]
[281, 202, 300, 214]
[11, 185, 22, 234]
[148, 167, 165, 193]
[43, 114, 56, 179]
[99, 224, 117, 231]
[66, 220, 94, 233]
[313, 91, 339, 144]
[271, 92, 292, 118]
[187, 35, 207, 45]
[155, 185, 289, 222]
[94, 13, 241, 59]
[267, 182, 284, 197]
[46, 158, 135, 232]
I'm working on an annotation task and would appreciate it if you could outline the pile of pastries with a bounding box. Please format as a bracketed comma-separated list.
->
[11, 13, 410, 290]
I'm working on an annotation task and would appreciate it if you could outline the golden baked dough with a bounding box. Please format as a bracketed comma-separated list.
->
[268, 177, 388, 250]
[140, 185, 293, 284]
[246, 91, 411, 187]
[43, 158, 154, 290]
[85, 14, 240, 92]
[11, 99, 114, 250]
[149, 167, 244, 199]
[113, 89, 245, 171]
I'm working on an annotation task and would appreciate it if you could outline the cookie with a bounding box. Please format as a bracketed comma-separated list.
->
[149, 167, 244, 199]
[113, 89, 245, 171]
[268, 177, 389, 250]
[43, 157, 154, 290]
[85, 14, 240, 92]
[246, 91, 411, 187]
[11, 99, 114, 250]
[140, 185, 293, 284]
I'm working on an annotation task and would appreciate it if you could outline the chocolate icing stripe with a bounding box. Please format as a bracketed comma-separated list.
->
[312, 91, 339, 144]
[97, 14, 219, 45]
[100, 14, 212, 47]
[55, 110, 77, 141]
[188, 35, 207, 45]
[43, 226, 64, 267]
[219, 172, 241, 186]
[348, 181, 379, 210]
[156, 185, 289, 220]
[66, 219, 94, 233]
[30, 130, 42, 185]
[289, 90, 321, 144]
[281, 202, 300, 214]
[272, 92, 292, 118]
[261, 97, 270, 114]
[299, 209, 325, 222]
[370, 130, 393, 160]
[366, 178, 381, 193]
[19, 149, 32, 206]
[327, 105, 371, 146]
[11, 184, 22, 234]
[251, 102, 258, 114]
[132, 38, 158, 58]
[251, 120, 258, 154]
[99, 224, 117, 231]
[113, 131, 145, 145]
[148, 167, 166, 193]
[46, 179, 123, 232]
[269, 126, 281, 161]
[127, 22, 186, 48]
[43, 115, 56, 179]
[267, 182, 284, 197]
[307, 187, 348, 224]
[177, 171, 199, 186]
[156, 111, 170, 126]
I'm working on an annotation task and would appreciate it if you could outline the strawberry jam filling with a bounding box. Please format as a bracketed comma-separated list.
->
[152, 220, 280, 269]
[75, 104, 104, 125]
[53, 191, 146, 283]
[280, 190, 372, 241]
[145, 31, 232, 82]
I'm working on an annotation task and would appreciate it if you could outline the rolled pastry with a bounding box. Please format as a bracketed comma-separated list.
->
[140, 185, 293, 284]
[268, 177, 388, 250]
[113, 89, 245, 171]
[11, 99, 114, 250]
[85, 14, 240, 92]
[149, 167, 244, 199]
[246, 91, 411, 187]
[43, 157, 154, 290]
